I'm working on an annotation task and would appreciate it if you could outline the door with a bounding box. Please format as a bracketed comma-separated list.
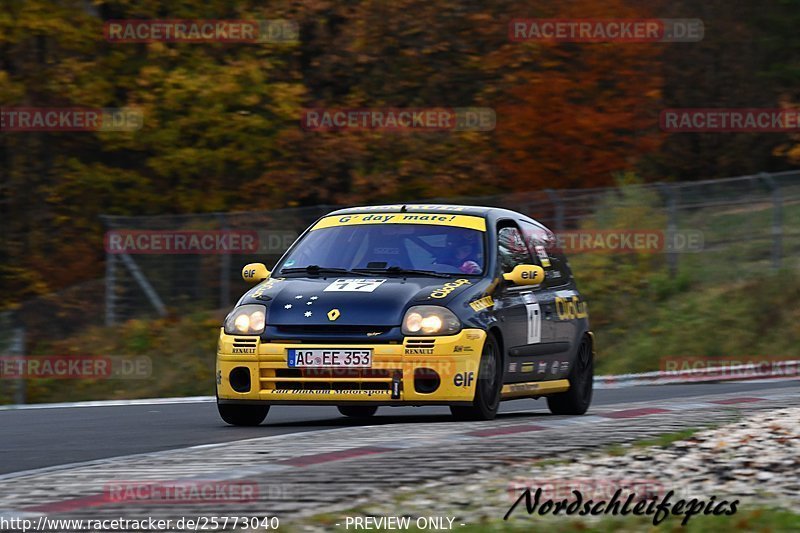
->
[518, 220, 577, 381]
[493, 223, 558, 383]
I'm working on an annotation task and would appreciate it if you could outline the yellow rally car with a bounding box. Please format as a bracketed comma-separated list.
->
[216, 205, 594, 425]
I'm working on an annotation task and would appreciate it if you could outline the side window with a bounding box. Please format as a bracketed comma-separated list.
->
[521, 220, 570, 288]
[497, 225, 533, 274]
[545, 250, 573, 287]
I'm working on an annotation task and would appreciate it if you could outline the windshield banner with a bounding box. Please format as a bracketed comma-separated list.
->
[311, 213, 487, 232]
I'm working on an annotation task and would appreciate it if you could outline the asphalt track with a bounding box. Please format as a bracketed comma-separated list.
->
[1, 379, 796, 475]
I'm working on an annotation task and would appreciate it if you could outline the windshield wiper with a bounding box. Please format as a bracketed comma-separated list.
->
[355, 266, 452, 278]
[280, 265, 381, 276]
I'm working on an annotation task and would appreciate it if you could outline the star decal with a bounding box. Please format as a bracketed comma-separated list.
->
[310, 296, 319, 300]
[295, 295, 303, 299]
[304, 311, 312, 318]
[306, 301, 313, 305]
[284, 304, 292, 309]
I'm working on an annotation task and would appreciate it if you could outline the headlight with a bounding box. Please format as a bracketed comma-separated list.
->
[402, 306, 461, 336]
[224, 304, 267, 335]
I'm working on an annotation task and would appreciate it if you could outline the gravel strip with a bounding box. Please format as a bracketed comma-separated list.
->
[296, 406, 800, 529]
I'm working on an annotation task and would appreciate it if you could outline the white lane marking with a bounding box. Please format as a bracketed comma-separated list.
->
[0, 424, 341, 482]
[0, 510, 42, 519]
[661, 402, 718, 411]
[1, 386, 797, 483]
[0, 396, 214, 411]
[728, 377, 800, 384]
[1, 372, 799, 411]
[594, 361, 800, 387]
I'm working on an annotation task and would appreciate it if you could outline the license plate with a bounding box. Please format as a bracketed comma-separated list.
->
[287, 349, 373, 368]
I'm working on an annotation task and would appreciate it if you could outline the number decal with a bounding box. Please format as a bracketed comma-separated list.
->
[525, 301, 541, 344]
[324, 279, 387, 292]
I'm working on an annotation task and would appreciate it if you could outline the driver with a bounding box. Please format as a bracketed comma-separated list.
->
[441, 232, 482, 274]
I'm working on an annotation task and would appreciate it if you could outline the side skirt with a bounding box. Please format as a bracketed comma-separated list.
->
[500, 379, 570, 400]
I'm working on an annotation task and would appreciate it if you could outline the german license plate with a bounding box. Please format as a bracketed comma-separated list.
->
[287, 349, 373, 368]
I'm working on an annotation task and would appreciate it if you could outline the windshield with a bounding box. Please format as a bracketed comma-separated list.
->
[277, 223, 485, 275]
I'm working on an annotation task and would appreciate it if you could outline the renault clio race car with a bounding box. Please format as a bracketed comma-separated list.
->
[216, 205, 594, 425]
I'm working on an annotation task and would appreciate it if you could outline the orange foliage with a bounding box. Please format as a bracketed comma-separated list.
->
[493, 0, 664, 189]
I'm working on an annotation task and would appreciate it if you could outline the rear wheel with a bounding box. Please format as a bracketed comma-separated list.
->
[450, 333, 502, 421]
[337, 405, 378, 418]
[217, 402, 269, 426]
[547, 336, 593, 415]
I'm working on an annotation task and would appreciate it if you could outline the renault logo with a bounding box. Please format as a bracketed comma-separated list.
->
[327, 309, 340, 321]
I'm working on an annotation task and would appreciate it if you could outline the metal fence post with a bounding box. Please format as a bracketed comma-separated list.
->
[118, 253, 168, 317]
[657, 183, 678, 278]
[10, 325, 26, 404]
[759, 173, 783, 270]
[105, 251, 116, 326]
[218, 214, 231, 309]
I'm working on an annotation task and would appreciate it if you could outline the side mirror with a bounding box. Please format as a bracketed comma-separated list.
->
[242, 263, 270, 283]
[503, 264, 544, 286]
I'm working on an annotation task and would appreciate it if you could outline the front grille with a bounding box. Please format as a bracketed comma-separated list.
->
[274, 325, 393, 336]
[404, 338, 436, 349]
[275, 369, 392, 379]
[262, 368, 392, 391]
[233, 337, 259, 349]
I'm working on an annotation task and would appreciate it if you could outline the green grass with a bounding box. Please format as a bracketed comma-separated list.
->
[0, 312, 222, 404]
[584, 270, 800, 375]
[451, 508, 800, 532]
[599, 428, 705, 457]
[632, 428, 702, 448]
[606, 443, 629, 457]
[567, 185, 800, 375]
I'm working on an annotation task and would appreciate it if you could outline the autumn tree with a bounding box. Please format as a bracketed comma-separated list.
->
[491, 0, 664, 189]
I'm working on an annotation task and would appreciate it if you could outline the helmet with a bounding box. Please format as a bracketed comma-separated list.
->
[443, 230, 482, 265]
[446, 231, 480, 250]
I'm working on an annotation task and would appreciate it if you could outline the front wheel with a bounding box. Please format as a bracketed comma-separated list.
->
[547, 336, 593, 415]
[337, 405, 378, 418]
[450, 333, 502, 421]
[218, 402, 269, 426]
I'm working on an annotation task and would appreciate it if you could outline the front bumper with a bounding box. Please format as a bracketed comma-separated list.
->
[216, 328, 486, 404]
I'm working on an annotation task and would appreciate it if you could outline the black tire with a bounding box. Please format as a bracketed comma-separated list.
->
[547, 336, 593, 415]
[217, 402, 269, 426]
[450, 333, 502, 421]
[337, 405, 378, 418]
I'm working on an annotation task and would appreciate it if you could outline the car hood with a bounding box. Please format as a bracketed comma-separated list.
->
[239, 276, 476, 327]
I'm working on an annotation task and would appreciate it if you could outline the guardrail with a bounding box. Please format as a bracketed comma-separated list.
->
[595, 361, 800, 388]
